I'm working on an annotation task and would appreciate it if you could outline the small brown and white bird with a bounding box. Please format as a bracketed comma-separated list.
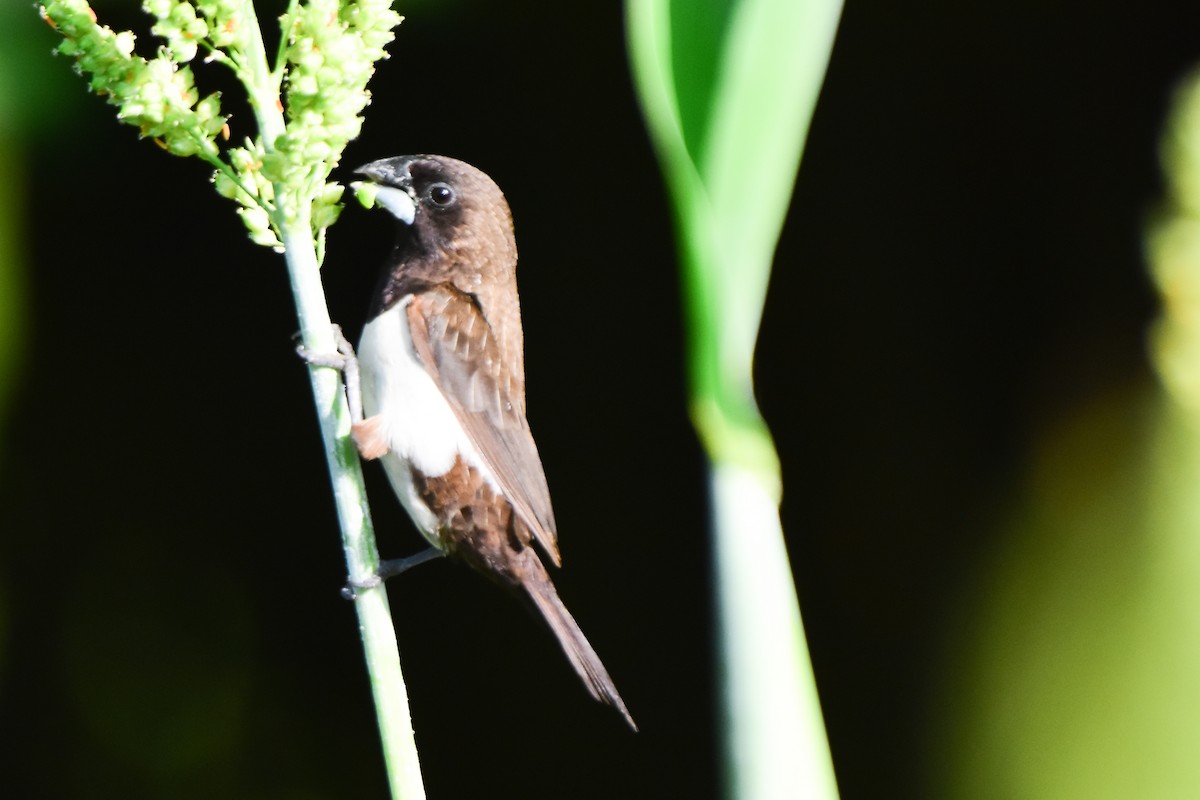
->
[350, 154, 634, 729]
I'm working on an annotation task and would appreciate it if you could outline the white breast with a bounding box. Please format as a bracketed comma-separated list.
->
[357, 297, 494, 543]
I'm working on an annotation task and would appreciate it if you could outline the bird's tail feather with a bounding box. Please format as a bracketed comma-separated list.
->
[525, 579, 637, 731]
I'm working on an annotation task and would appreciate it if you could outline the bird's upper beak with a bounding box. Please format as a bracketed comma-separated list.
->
[355, 158, 416, 225]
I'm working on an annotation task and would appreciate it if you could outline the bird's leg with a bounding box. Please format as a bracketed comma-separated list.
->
[296, 324, 363, 424]
[297, 324, 422, 597]
[378, 547, 446, 579]
[341, 547, 446, 599]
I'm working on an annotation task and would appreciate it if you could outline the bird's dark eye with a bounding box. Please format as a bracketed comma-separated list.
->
[427, 183, 456, 207]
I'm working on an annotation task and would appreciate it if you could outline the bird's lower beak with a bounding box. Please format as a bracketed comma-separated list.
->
[354, 158, 417, 225]
[370, 185, 416, 225]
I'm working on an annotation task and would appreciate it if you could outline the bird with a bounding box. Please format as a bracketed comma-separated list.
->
[346, 154, 635, 730]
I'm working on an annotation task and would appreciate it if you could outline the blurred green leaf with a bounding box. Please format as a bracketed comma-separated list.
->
[935, 64, 1200, 800]
[627, 0, 841, 480]
[938, 386, 1200, 800]
[0, 3, 78, 136]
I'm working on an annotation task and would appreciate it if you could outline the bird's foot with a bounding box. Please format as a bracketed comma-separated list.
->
[296, 324, 363, 423]
[294, 323, 356, 368]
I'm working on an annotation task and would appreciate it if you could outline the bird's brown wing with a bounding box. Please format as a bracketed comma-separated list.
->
[405, 285, 561, 566]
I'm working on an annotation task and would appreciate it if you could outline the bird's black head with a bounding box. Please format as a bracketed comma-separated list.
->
[355, 154, 513, 264]
[355, 154, 519, 314]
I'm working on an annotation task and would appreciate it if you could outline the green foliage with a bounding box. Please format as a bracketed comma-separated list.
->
[39, 0, 401, 256]
[41, 0, 226, 157]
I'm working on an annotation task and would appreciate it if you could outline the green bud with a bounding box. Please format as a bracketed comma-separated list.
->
[213, 168, 240, 200]
[239, 205, 282, 250]
[353, 181, 380, 209]
[312, 188, 345, 231]
[318, 182, 345, 206]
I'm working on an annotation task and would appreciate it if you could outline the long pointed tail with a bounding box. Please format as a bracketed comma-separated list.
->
[525, 577, 637, 731]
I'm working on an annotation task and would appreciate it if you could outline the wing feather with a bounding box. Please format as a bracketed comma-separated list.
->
[405, 286, 561, 565]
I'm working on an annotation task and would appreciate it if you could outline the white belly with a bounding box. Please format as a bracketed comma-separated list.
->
[357, 298, 493, 545]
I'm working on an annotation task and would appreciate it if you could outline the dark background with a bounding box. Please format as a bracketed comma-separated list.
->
[2, 1, 1197, 797]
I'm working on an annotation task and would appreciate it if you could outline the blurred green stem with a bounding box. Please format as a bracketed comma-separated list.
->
[627, 0, 842, 796]
[711, 464, 835, 799]
[0, 143, 24, 439]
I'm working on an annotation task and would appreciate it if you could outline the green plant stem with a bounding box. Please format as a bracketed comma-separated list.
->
[232, 1, 424, 795]
[233, 0, 283, 151]
[282, 223, 424, 800]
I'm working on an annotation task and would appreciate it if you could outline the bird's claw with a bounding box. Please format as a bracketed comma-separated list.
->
[296, 324, 364, 423]
[341, 573, 382, 601]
